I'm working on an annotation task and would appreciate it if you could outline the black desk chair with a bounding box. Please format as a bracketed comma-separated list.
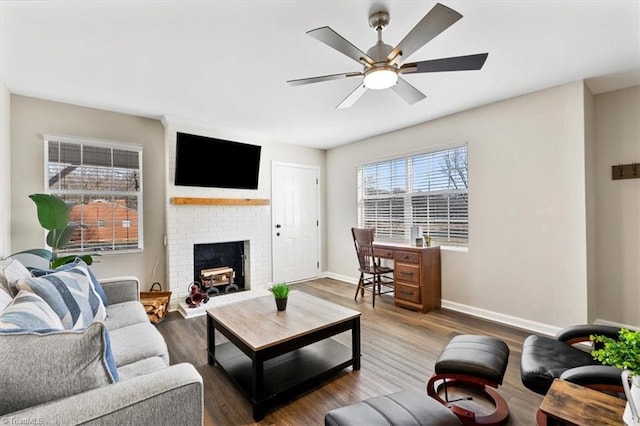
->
[351, 227, 394, 307]
[520, 324, 624, 395]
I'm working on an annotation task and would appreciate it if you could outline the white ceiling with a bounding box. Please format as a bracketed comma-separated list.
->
[1, 1, 639, 149]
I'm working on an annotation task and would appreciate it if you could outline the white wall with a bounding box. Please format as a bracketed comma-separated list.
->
[0, 83, 10, 257]
[163, 118, 326, 306]
[584, 84, 598, 323]
[10, 96, 166, 288]
[594, 85, 640, 326]
[327, 81, 589, 330]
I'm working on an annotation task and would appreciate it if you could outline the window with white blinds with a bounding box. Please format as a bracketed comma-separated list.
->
[357, 145, 468, 245]
[45, 136, 143, 253]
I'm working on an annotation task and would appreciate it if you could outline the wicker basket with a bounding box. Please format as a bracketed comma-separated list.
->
[140, 282, 172, 325]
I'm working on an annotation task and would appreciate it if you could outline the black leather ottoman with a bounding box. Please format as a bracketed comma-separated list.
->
[325, 390, 462, 426]
[427, 335, 510, 425]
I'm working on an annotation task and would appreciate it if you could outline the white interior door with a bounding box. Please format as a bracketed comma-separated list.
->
[271, 162, 319, 283]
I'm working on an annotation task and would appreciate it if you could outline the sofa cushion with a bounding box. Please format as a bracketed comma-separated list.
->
[32, 259, 109, 307]
[109, 322, 169, 367]
[0, 259, 31, 297]
[105, 301, 150, 331]
[0, 321, 118, 415]
[117, 356, 169, 382]
[0, 290, 65, 332]
[15, 264, 106, 330]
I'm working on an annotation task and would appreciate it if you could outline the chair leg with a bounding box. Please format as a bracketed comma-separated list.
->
[354, 273, 364, 301]
[372, 275, 376, 308]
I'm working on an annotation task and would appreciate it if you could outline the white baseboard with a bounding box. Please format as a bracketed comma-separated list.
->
[321, 271, 358, 285]
[594, 318, 639, 331]
[441, 300, 561, 336]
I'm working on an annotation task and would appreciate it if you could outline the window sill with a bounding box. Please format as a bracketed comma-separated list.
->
[439, 245, 468, 253]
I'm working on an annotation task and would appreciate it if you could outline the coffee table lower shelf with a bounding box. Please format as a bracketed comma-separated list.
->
[213, 338, 353, 419]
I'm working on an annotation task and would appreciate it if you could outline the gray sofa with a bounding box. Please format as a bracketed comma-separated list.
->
[0, 277, 203, 425]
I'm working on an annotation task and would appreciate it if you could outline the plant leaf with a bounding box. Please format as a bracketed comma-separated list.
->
[9, 248, 53, 260]
[29, 194, 69, 231]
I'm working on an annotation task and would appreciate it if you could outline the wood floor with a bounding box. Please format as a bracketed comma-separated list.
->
[157, 278, 544, 425]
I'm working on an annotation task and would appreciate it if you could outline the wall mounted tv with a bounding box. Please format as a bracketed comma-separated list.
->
[174, 132, 262, 190]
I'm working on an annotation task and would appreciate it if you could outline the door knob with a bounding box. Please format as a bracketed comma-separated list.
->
[276, 232, 280, 237]
[275, 224, 282, 228]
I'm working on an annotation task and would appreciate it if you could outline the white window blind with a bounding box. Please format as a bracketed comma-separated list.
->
[45, 136, 143, 253]
[357, 145, 468, 245]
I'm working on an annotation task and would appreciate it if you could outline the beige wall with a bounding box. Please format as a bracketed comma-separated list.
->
[10, 95, 166, 288]
[0, 83, 10, 257]
[594, 85, 640, 326]
[327, 81, 589, 331]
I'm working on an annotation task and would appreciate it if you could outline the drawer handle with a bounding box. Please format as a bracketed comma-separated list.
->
[400, 271, 414, 276]
[403, 255, 410, 260]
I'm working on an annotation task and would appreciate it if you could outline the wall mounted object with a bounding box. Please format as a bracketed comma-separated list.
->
[611, 163, 639, 180]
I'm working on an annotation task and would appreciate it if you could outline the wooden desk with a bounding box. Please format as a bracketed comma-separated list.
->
[373, 242, 441, 313]
[537, 379, 626, 425]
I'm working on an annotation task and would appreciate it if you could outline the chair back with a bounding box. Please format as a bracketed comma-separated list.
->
[351, 227, 376, 271]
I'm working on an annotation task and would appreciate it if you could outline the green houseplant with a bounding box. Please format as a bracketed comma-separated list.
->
[592, 328, 640, 376]
[269, 282, 290, 311]
[12, 193, 93, 268]
[592, 328, 640, 424]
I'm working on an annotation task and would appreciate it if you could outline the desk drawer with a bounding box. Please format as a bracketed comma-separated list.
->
[395, 251, 420, 264]
[373, 248, 394, 259]
[395, 263, 420, 284]
[395, 283, 420, 304]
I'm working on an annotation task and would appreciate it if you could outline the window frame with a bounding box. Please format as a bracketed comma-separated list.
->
[44, 134, 144, 255]
[356, 144, 468, 246]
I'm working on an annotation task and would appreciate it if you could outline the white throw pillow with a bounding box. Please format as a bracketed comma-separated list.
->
[0, 259, 32, 297]
[0, 286, 12, 314]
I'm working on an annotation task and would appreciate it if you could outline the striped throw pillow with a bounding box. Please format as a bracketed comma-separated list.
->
[0, 290, 65, 332]
[15, 264, 106, 330]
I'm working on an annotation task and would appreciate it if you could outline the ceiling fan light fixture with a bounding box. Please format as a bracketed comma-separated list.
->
[363, 67, 398, 90]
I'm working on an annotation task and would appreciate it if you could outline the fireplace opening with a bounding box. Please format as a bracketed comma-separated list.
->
[193, 241, 247, 297]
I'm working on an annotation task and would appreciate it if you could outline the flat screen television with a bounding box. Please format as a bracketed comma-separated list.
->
[174, 132, 262, 189]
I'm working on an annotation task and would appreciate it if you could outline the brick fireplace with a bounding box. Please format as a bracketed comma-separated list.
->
[163, 122, 273, 317]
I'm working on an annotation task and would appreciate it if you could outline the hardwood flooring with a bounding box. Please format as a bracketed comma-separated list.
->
[157, 278, 544, 425]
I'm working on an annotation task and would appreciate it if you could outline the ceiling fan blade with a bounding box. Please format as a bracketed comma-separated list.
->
[392, 77, 427, 105]
[287, 72, 363, 86]
[401, 53, 489, 74]
[308, 27, 375, 67]
[387, 3, 463, 64]
[337, 83, 367, 109]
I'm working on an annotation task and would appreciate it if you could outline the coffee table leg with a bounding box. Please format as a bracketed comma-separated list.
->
[252, 353, 265, 421]
[207, 315, 216, 365]
[352, 317, 361, 370]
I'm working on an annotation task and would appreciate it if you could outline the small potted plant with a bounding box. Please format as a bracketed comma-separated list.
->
[269, 282, 290, 311]
[592, 328, 640, 424]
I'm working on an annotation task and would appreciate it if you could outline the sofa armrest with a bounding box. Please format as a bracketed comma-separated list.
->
[0, 363, 203, 425]
[100, 276, 140, 304]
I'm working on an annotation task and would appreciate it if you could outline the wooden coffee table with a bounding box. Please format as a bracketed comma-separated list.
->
[207, 291, 361, 421]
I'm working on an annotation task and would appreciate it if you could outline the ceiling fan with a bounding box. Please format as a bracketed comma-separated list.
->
[287, 3, 488, 109]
